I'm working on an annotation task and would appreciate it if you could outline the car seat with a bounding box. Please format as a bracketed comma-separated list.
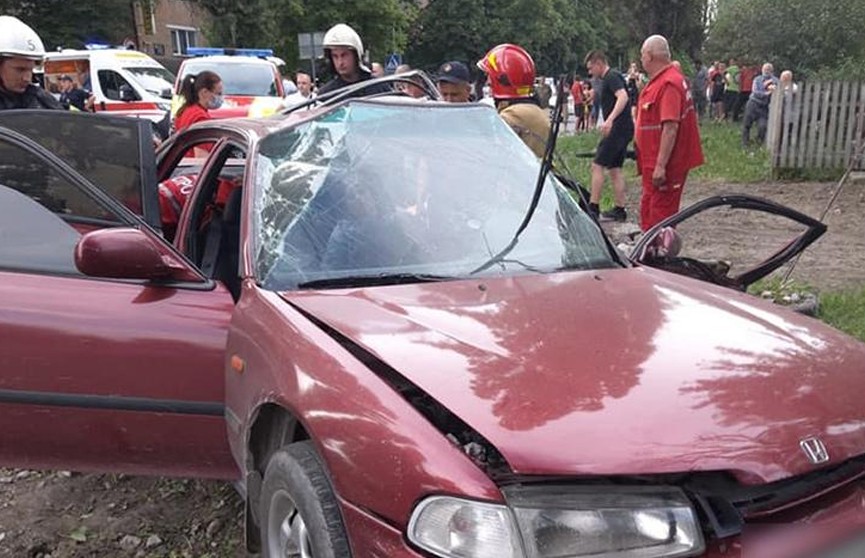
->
[200, 187, 242, 300]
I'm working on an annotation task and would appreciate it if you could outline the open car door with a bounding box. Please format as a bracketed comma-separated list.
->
[0, 110, 162, 230]
[630, 194, 827, 290]
[0, 114, 237, 479]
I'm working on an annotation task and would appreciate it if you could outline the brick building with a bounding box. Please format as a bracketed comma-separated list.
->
[131, 0, 212, 63]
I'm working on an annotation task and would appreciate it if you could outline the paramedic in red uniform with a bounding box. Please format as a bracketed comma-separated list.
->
[635, 35, 704, 231]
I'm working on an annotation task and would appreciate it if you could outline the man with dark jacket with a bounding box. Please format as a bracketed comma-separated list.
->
[0, 16, 62, 111]
[317, 23, 391, 99]
[58, 74, 89, 111]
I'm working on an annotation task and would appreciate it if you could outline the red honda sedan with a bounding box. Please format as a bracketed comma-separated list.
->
[1, 88, 864, 558]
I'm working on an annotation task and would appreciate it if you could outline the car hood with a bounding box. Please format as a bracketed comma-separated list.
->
[284, 268, 865, 483]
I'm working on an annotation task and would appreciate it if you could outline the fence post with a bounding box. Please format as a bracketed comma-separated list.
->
[767, 85, 783, 170]
[833, 82, 851, 167]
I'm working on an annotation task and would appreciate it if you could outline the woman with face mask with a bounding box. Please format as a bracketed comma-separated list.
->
[174, 71, 224, 134]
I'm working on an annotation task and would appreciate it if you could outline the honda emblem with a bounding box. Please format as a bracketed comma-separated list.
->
[799, 437, 829, 465]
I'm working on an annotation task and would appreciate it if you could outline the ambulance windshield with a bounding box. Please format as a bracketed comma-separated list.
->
[126, 66, 176, 98]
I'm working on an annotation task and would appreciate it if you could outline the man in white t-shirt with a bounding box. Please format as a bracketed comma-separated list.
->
[283, 70, 314, 109]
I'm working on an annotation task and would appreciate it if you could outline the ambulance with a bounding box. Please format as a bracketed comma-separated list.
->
[43, 49, 175, 122]
[172, 47, 286, 120]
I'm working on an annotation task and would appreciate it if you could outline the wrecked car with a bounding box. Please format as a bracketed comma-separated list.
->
[1, 83, 865, 558]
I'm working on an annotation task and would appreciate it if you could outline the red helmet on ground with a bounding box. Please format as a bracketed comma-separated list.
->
[477, 43, 536, 99]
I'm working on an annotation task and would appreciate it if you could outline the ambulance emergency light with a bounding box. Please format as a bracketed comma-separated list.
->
[186, 47, 274, 58]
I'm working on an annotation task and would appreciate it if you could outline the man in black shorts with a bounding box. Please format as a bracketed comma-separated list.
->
[585, 50, 634, 221]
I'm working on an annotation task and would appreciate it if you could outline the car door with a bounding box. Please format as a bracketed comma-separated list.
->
[0, 110, 163, 230]
[630, 194, 826, 290]
[0, 119, 238, 480]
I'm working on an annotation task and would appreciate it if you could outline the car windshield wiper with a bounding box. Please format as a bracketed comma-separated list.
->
[297, 273, 454, 289]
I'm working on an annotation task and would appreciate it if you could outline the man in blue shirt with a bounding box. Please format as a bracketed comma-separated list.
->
[742, 63, 779, 148]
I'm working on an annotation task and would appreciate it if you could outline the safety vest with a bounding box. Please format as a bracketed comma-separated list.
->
[635, 65, 704, 176]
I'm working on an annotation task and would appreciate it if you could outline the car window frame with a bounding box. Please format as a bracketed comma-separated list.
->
[0, 125, 211, 287]
[157, 127, 251, 273]
[0, 110, 163, 231]
[630, 194, 827, 289]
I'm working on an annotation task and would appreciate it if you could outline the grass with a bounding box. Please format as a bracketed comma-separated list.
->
[747, 277, 865, 343]
[555, 120, 774, 197]
[819, 287, 865, 342]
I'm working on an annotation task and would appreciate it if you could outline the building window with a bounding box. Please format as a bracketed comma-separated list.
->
[170, 28, 196, 56]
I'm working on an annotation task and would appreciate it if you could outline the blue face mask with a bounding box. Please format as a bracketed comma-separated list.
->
[208, 94, 224, 110]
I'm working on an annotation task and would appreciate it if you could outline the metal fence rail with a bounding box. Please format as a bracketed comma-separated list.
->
[767, 80, 865, 170]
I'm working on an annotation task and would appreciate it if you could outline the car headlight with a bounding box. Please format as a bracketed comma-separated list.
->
[408, 496, 522, 558]
[407, 487, 705, 558]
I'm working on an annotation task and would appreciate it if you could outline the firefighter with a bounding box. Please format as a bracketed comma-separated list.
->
[0, 16, 62, 110]
[477, 43, 550, 158]
[318, 23, 391, 98]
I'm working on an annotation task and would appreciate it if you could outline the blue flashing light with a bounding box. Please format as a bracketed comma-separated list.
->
[186, 47, 274, 58]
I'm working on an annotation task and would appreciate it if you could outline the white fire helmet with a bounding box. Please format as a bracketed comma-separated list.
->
[0, 16, 46, 61]
[322, 23, 368, 72]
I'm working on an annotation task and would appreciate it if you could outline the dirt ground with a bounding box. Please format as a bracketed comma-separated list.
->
[609, 178, 865, 292]
[682, 179, 865, 291]
[1, 180, 863, 558]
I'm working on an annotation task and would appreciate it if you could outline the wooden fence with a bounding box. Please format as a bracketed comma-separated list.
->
[766, 81, 865, 170]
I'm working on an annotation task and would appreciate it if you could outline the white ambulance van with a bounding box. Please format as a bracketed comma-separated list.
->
[43, 49, 175, 122]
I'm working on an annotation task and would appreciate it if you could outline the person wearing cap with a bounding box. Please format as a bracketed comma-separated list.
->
[317, 23, 391, 99]
[477, 43, 550, 158]
[0, 16, 62, 110]
[437, 61, 472, 103]
[58, 74, 89, 111]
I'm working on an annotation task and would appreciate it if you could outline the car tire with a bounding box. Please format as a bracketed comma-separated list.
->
[259, 441, 351, 558]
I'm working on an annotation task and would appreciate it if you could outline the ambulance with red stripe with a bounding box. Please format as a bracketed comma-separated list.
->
[172, 47, 286, 121]
[43, 49, 174, 122]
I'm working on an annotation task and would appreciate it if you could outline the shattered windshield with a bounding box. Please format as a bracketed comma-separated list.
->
[253, 102, 616, 290]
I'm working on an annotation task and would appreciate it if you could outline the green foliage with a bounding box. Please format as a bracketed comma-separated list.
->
[195, 0, 415, 73]
[706, 0, 865, 77]
[195, 0, 292, 49]
[0, 0, 134, 50]
[602, 0, 710, 62]
[405, 0, 606, 75]
[819, 287, 865, 342]
[190, 0, 711, 77]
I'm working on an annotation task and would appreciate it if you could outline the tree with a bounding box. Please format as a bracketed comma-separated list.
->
[195, 0, 299, 49]
[602, 0, 709, 63]
[406, 0, 607, 76]
[194, 0, 415, 74]
[706, 0, 865, 78]
[0, 0, 134, 50]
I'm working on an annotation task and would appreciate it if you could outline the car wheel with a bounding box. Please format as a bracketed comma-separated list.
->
[260, 441, 351, 558]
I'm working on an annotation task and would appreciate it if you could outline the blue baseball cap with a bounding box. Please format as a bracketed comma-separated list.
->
[437, 61, 470, 84]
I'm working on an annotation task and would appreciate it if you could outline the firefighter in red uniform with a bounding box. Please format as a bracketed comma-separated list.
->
[635, 35, 704, 231]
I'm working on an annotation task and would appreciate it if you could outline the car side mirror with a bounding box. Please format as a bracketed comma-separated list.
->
[160, 87, 173, 99]
[119, 84, 137, 102]
[75, 227, 172, 280]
